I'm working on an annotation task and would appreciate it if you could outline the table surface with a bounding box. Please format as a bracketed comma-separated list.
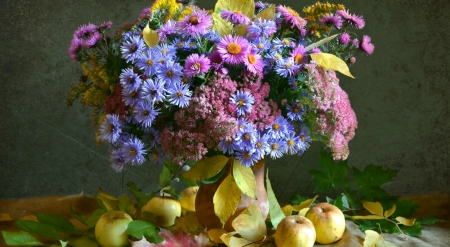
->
[1, 193, 449, 247]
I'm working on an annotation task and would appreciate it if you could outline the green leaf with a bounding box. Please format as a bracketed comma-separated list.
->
[34, 213, 81, 234]
[85, 208, 107, 228]
[69, 205, 89, 226]
[68, 235, 98, 247]
[352, 164, 398, 201]
[137, 192, 155, 209]
[400, 222, 422, 237]
[390, 200, 419, 218]
[15, 220, 62, 240]
[308, 150, 351, 193]
[342, 188, 360, 210]
[119, 194, 136, 215]
[164, 161, 180, 175]
[159, 165, 172, 188]
[201, 165, 225, 184]
[162, 187, 179, 199]
[1, 231, 44, 246]
[290, 195, 308, 205]
[127, 181, 145, 200]
[417, 217, 445, 225]
[60, 240, 68, 247]
[179, 176, 198, 187]
[126, 220, 163, 243]
[266, 169, 285, 229]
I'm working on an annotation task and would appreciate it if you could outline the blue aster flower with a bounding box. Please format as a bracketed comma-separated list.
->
[157, 60, 183, 85]
[121, 87, 143, 107]
[156, 43, 177, 59]
[248, 18, 277, 38]
[285, 131, 301, 155]
[235, 150, 259, 167]
[133, 101, 160, 128]
[230, 90, 255, 116]
[275, 57, 300, 78]
[143, 127, 160, 148]
[266, 116, 293, 139]
[120, 35, 145, 63]
[298, 126, 312, 152]
[110, 148, 127, 172]
[149, 147, 165, 165]
[234, 122, 257, 151]
[218, 137, 238, 155]
[137, 48, 158, 76]
[286, 102, 305, 121]
[119, 68, 142, 91]
[98, 114, 122, 143]
[141, 78, 166, 103]
[272, 37, 295, 50]
[119, 135, 147, 165]
[267, 139, 286, 159]
[254, 133, 270, 159]
[166, 82, 192, 107]
[251, 37, 271, 53]
[204, 31, 221, 44]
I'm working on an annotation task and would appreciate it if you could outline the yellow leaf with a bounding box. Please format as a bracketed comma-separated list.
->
[232, 160, 256, 199]
[363, 230, 397, 247]
[395, 216, 416, 226]
[220, 231, 237, 246]
[298, 207, 310, 217]
[142, 23, 160, 48]
[97, 188, 119, 211]
[212, 13, 233, 36]
[310, 53, 355, 78]
[266, 169, 285, 229]
[384, 204, 396, 218]
[234, 24, 247, 37]
[174, 211, 203, 235]
[214, 173, 242, 226]
[182, 155, 230, 180]
[255, 4, 275, 20]
[0, 213, 13, 221]
[361, 201, 384, 217]
[214, 0, 255, 19]
[291, 195, 318, 212]
[232, 204, 267, 242]
[230, 236, 257, 247]
[208, 229, 228, 244]
[351, 215, 385, 220]
[281, 205, 293, 216]
[305, 34, 339, 51]
[22, 215, 38, 221]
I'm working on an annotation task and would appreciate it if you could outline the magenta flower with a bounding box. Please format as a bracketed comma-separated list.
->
[361, 35, 375, 55]
[349, 14, 365, 29]
[244, 50, 264, 74]
[217, 35, 250, 64]
[276, 5, 307, 30]
[184, 54, 211, 77]
[339, 33, 351, 44]
[221, 9, 251, 25]
[290, 45, 307, 65]
[320, 13, 343, 29]
[177, 9, 213, 37]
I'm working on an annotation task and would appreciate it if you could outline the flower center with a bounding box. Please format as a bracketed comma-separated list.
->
[130, 148, 137, 156]
[189, 16, 199, 25]
[256, 142, 262, 148]
[107, 124, 114, 132]
[233, 10, 242, 14]
[238, 99, 245, 106]
[293, 107, 299, 113]
[158, 59, 165, 64]
[161, 49, 168, 55]
[288, 140, 294, 146]
[194, 62, 202, 70]
[182, 77, 189, 84]
[152, 152, 159, 159]
[176, 91, 183, 98]
[227, 43, 242, 55]
[257, 43, 264, 49]
[294, 54, 303, 64]
[273, 123, 280, 130]
[272, 143, 278, 150]
[130, 45, 137, 52]
[177, 42, 184, 47]
[148, 134, 154, 140]
[301, 135, 305, 142]
[243, 133, 250, 140]
[248, 54, 256, 64]
[227, 139, 233, 145]
[166, 70, 174, 77]
[146, 59, 153, 66]
[143, 110, 150, 116]
[130, 91, 138, 98]
[285, 63, 292, 69]
[283, 39, 290, 45]
[243, 152, 251, 159]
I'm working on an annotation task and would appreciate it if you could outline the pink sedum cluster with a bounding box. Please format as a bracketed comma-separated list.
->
[305, 62, 357, 160]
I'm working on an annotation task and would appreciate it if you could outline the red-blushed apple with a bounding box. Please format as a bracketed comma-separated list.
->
[305, 202, 346, 244]
[179, 186, 199, 213]
[141, 196, 181, 227]
[275, 215, 316, 247]
[95, 210, 133, 247]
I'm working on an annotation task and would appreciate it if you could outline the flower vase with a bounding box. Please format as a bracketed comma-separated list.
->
[195, 159, 269, 232]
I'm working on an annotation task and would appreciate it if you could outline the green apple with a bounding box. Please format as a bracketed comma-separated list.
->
[305, 202, 346, 244]
[141, 196, 181, 227]
[275, 215, 316, 247]
[178, 186, 199, 212]
[95, 210, 133, 247]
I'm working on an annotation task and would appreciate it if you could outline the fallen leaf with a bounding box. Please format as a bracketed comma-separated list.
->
[149, 228, 197, 247]
[207, 229, 228, 244]
[232, 204, 267, 242]
[395, 216, 416, 226]
[130, 236, 151, 247]
[213, 173, 242, 226]
[298, 207, 310, 217]
[310, 53, 355, 78]
[281, 205, 293, 216]
[361, 201, 384, 217]
[0, 213, 13, 221]
[363, 230, 397, 247]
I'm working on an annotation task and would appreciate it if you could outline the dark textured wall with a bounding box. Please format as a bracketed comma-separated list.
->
[1, 0, 449, 202]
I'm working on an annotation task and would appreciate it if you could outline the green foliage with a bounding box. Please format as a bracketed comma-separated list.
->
[1, 231, 44, 246]
[34, 213, 81, 234]
[352, 164, 398, 201]
[126, 220, 164, 244]
[308, 150, 351, 192]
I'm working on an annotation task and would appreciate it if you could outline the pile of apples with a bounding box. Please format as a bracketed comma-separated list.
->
[275, 202, 346, 247]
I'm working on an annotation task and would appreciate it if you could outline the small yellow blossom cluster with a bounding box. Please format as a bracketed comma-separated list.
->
[151, 0, 185, 21]
[302, 1, 345, 21]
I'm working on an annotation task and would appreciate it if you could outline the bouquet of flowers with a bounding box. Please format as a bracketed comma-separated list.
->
[68, 0, 373, 173]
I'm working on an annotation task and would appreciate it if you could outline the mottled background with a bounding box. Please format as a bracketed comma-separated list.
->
[1, 0, 449, 202]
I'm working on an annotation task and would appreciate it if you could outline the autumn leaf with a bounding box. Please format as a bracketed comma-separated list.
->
[255, 4, 275, 20]
[363, 230, 397, 247]
[142, 23, 159, 48]
[395, 216, 416, 226]
[214, 0, 255, 19]
[97, 188, 119, 211]
[265, 169, 285, 229]
[310, 53, 355, 78]
[148, 229, 198, 247]
[384, 204, 396, 218]
[233, 159, 257, 199]
[291, 195, 318, 212]
[207, 229, 228, 244]
[232, 204, 267, 242]
[213, 173, 242, 226]
[174, 211, 203, 235]
[211, 13, 232, 36]
[220, 232, 237, 246]
[362, 201, 384, 217]
[182, 155, 229, 181]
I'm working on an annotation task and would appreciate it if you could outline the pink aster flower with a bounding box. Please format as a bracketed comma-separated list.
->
[339, 33, 351, 44]
[208, 50, 224, 69]
[184, 53, 211, 77]
[221, 9, 251, 25]
[320, 13, 343, 29]
[217, 35, 250, 65]
[361, 35, 375, 55]
[177, 9, 213, 37]
[276, 5, 307, 30]
[290, 44, 307, 64]
[336, 9, 352, 20]
[349, 14, 365, 29]
[244, 50, 264, 74]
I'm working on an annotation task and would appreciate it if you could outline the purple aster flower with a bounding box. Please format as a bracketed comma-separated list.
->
[208, 50, 224, 69]
[230, 90, 255, 116]
[157, 60, 183, 85]
[110, 148, 127, 172]
[97, 21, 113, 31]
[336, 9, 353, 20]
[156, 43, 176, 59]
[254, 134, 270, 159]
[81, 32, 102, 49]
[143, 127, 160, 148]
[235, 150, 259, 167]
[285, 131, 301, 155]
[184, 53, 211, 77]
[133, 101, 160, 128]
[119, 68, 142, 91]
[234, 122, 257, 151]
[251, 37, 270, 52]
[339, 33, 351, 44]
[290, 45, 307, 65]
[73, 24, 102, 49]
[320, 13, 343, 29]
[177, 9, 213, 37]
[275, 57, 300, 77]
[218, 137, 238, 155]
[221, 9, 251, 25]
[248, 18, 277, 38]
[349, 14, 365, 29]
[217, 35, 250, 65]
[141, 78, 166, 103]
[267, 139, 286, 159]
[286, 103, 304, 121]
[244, 50, 264, 74]
[266, 116, 293, 139]
[166, 82, 192, 107]
[255, 1, 269, 10]
[158, 20, 178, 40]
[98, 114, 122, 143]
[352, 38, 360, 49]
[276, 5, 307, 30]
[298, 126, 312, 152]
[139, 7, 151, 19]
[137, 48, 158, 76]
[121, 35, 145, 63]
[119, 135, 147, 165]
[68, 38, 82, 61]
[311, 47, 322, 53]
[122, 87, 143, 107]
[361, 35, 375, 55]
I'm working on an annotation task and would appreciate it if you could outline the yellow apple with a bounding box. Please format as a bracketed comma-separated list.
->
[275, 215, 316, 247]
[95, 210, 133, 247]
[141, 196, 181, 227]
[305, 202, 346, 244]
[178, 186, 199, 212]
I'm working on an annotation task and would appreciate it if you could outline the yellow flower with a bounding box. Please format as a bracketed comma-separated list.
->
[302, 1, 345, 21]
